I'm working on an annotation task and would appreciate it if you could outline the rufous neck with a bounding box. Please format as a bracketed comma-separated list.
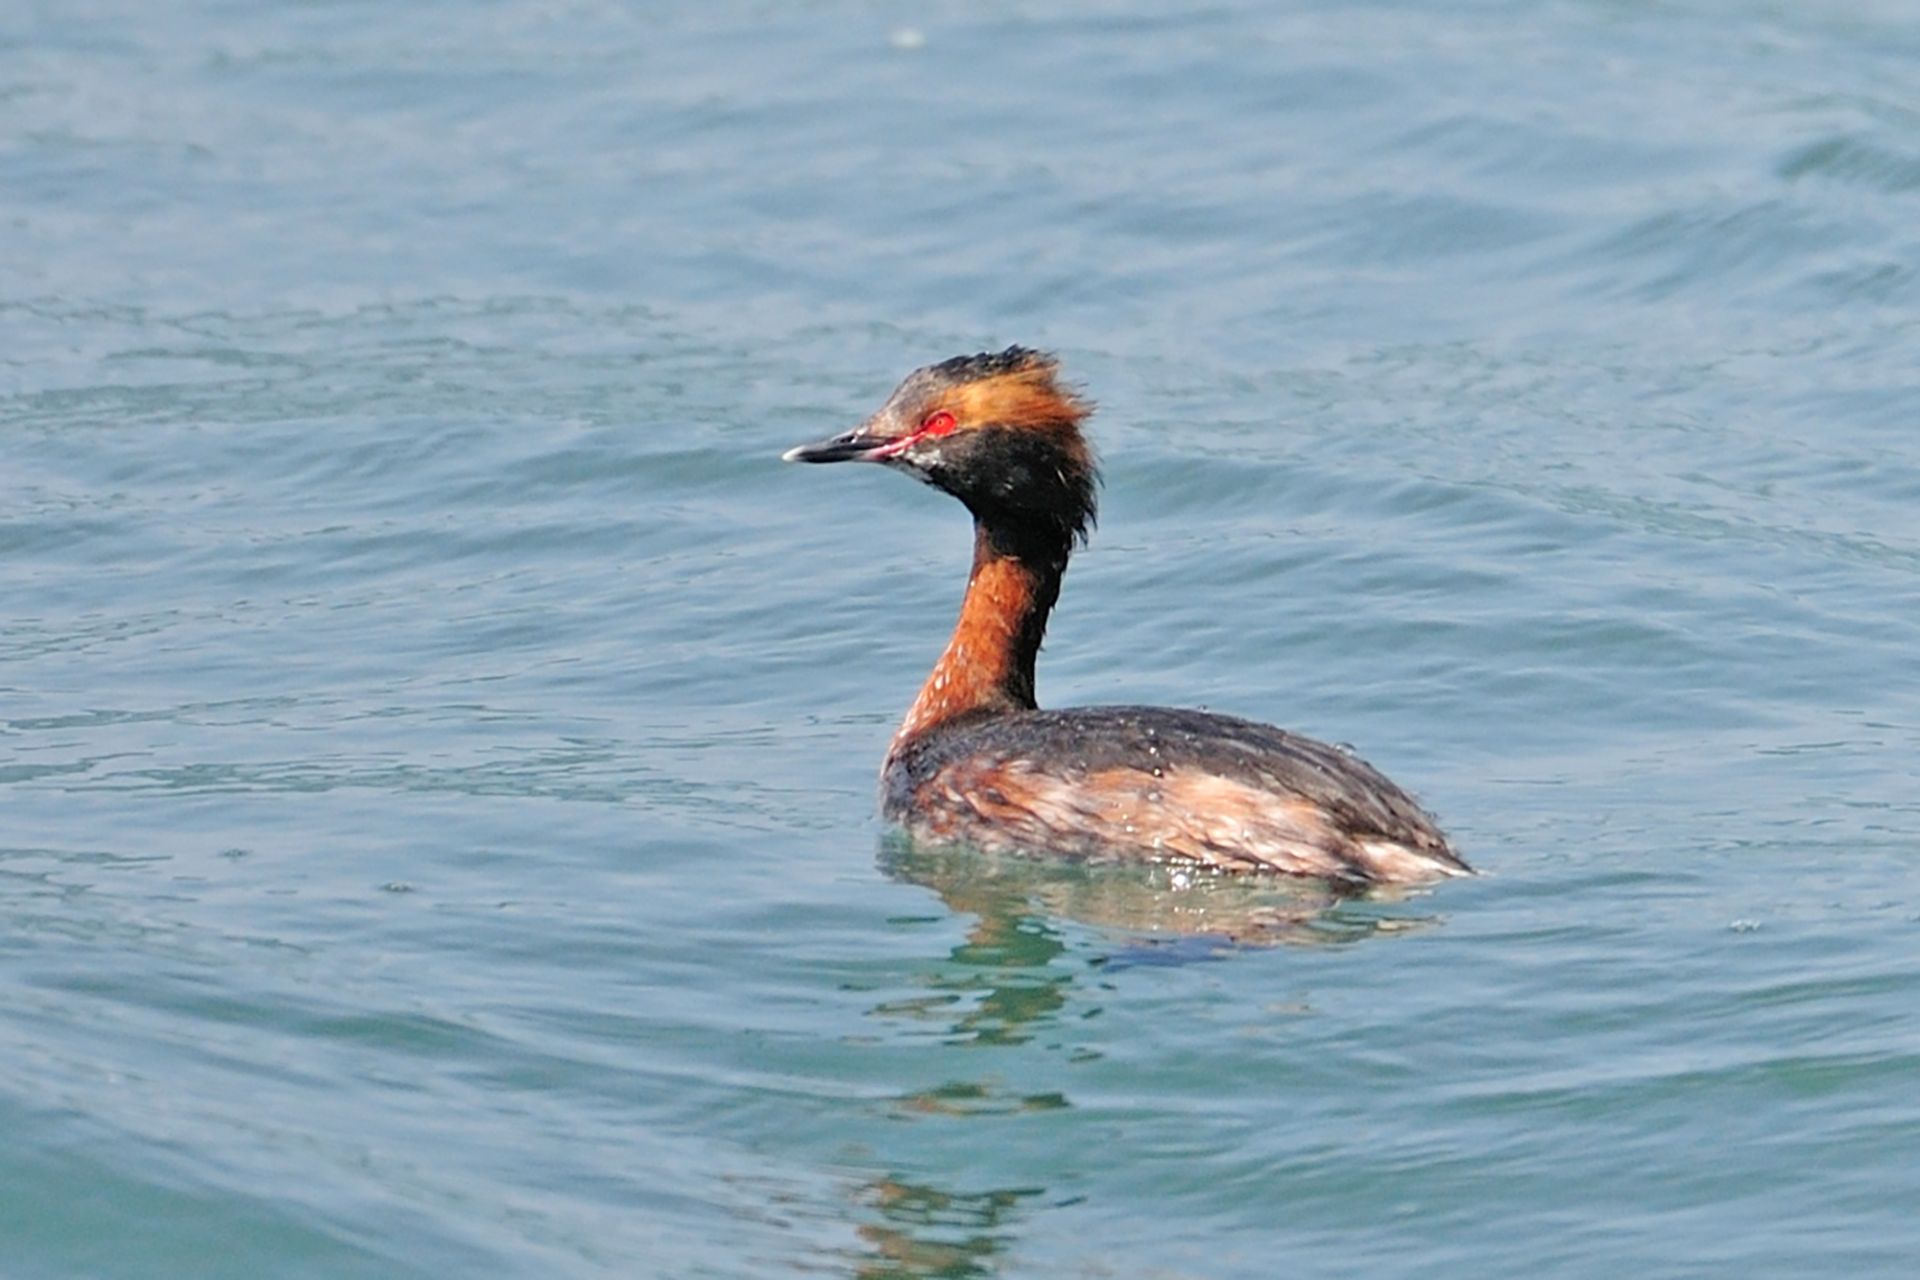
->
[889, 519, 1068, 751]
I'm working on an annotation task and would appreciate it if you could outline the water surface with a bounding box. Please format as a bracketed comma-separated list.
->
[5, 2, 1919, 1276]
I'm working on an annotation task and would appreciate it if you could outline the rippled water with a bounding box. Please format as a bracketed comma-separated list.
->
[5, 2, 1919, 1276]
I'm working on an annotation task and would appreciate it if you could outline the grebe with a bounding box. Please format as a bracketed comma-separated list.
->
[784, 347, 1469, 886]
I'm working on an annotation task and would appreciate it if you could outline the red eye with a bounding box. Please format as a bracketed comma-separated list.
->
[920, 410, 957, 438]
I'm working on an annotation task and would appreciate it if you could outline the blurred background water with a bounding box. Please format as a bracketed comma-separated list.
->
[4, 1, 1919, 1276]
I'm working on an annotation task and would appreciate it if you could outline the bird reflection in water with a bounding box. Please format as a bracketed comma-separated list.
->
[865, 834, 1442, 1058]
[849, 1177, 1041, 1280]
[842, 836, 1448, 1277]
[881, 833, 1439, 964]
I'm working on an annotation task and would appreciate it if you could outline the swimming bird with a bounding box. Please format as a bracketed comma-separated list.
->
[785, 347, 1468, 885]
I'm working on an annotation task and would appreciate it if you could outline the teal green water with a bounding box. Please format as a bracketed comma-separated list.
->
[6, 3, 1920, 1276]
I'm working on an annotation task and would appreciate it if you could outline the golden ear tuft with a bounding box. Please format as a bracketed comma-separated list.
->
[932, 347, 1092, 432]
